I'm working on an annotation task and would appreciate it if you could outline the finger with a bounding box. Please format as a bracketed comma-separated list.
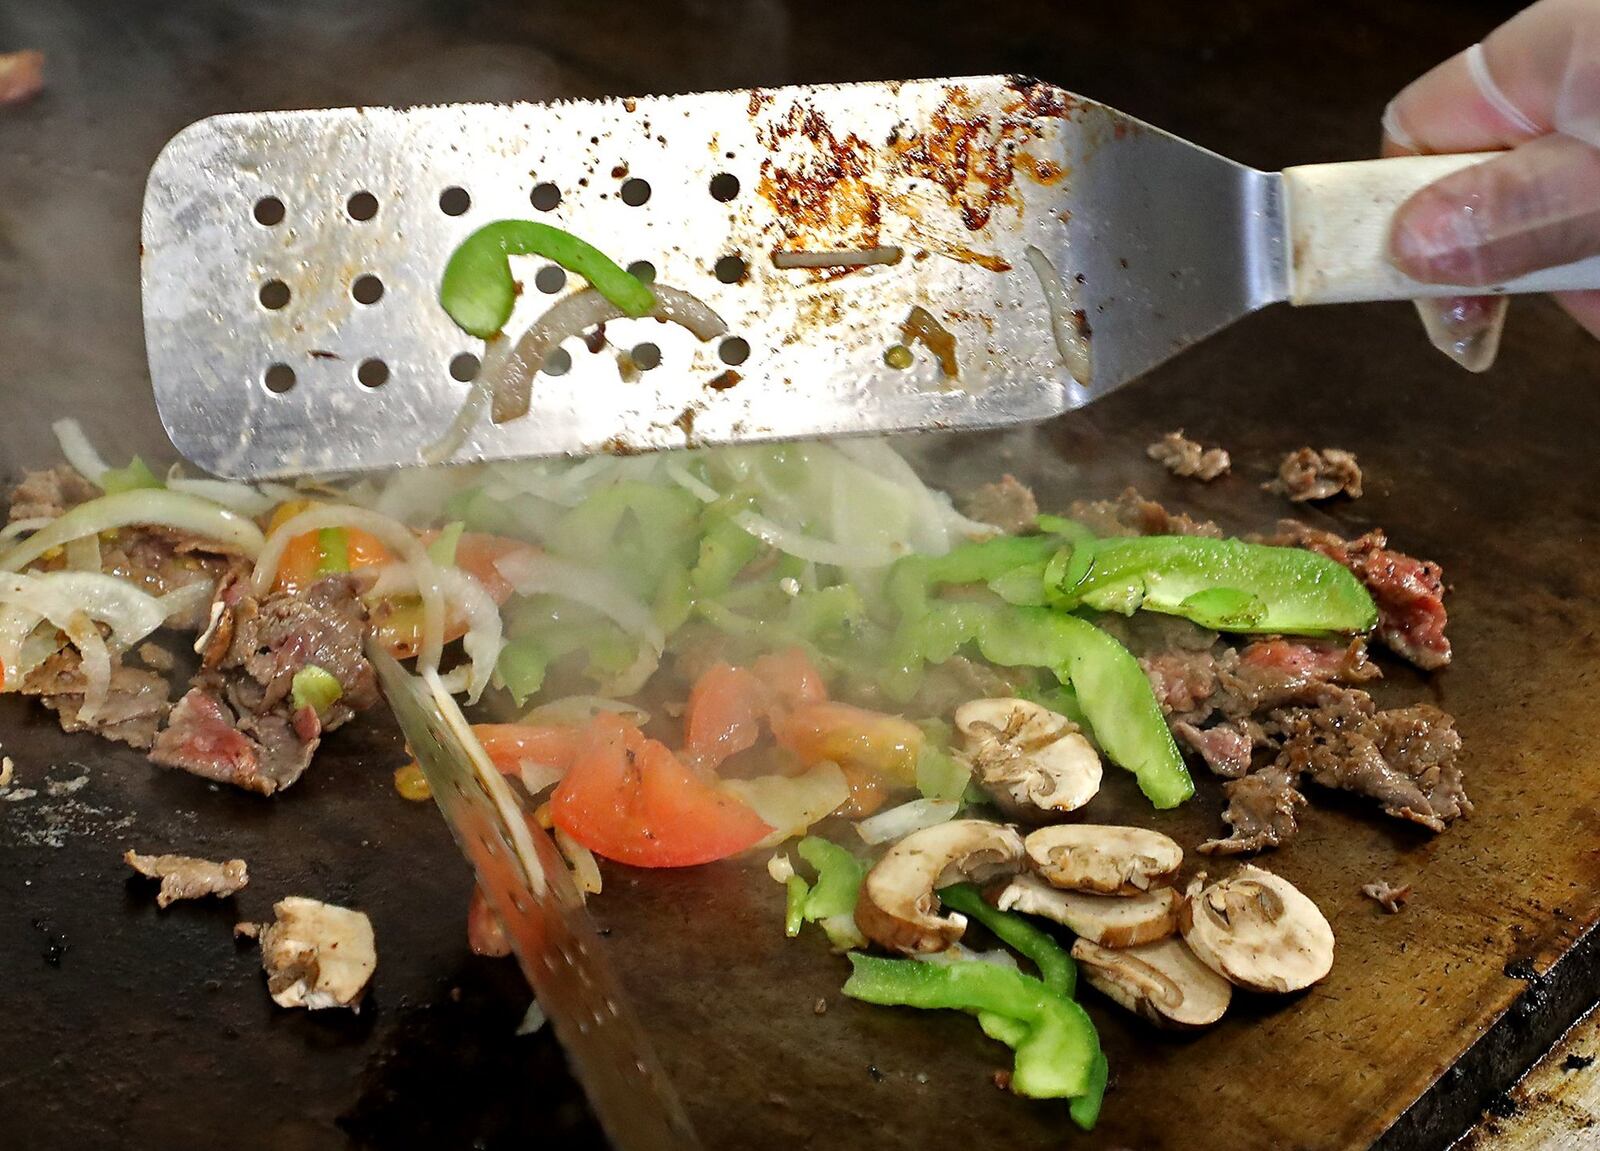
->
[1390, 134, 1600, 284]
[1412, 296, 1507, 373]
[1382, 0, 1600, 154]
[1555, 290, 1600, 339]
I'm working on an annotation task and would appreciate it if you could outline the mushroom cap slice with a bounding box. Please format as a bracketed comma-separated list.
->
[953, 698, 1102, 820]
[1023, 824, 1184, 895]
[1072, 937, 1232, 1029]
[1180, 866, 1335, 993]
[992, 873, 1180, 948]
[854, 819, 1025, 954]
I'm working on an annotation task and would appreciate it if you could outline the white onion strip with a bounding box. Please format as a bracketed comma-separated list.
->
[554, 827, 603, 896]
[0, 571, 168, 651]
[367, 563, 503, 703]
[164, 465, 278, 516]
[518, 760, 564, 797]
[64, 534, 101, 573]
[854, 797, 959, 846]
[51, 418, 110, 485]
[1025, 245, 1094, 388]
[521, 695, 650, 728]
[664, 460, 721, 504]
[63, 611, 110, 723]
[157, 582, 215, 624]
[492, 550, 664, 653]
[0, 490, 266, 572]
[0, 517, 54, 542]
[251, 505, 447, 674]
[732, 509, 902, 570]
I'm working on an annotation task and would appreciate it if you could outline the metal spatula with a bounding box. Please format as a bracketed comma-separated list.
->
[142, 75, 1600, 479]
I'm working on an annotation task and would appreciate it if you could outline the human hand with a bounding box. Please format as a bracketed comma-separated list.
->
[1383, 0, 1600, 369]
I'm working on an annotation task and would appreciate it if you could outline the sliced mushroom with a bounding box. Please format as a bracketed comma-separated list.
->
[1072, 937, 1232, 1029]
[854, 819, 1024, 954]
[954, 697, 1102, 819]
[1180, 866, 1335, 993]
[252, 896, 377, 1011]
[992, 872, 1180, 947]
[1023, 824, 1183, 895]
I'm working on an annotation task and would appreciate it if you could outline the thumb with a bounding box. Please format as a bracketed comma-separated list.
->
[1389, 133, 1600, 286]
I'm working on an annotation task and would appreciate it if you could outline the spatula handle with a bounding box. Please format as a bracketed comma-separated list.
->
[1281, 154, 1600, 305]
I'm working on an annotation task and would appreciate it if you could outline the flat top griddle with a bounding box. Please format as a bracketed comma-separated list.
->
[3, 2, 1596, 1149]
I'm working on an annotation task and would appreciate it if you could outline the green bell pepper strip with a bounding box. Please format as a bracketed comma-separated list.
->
[842, 954, 1101, 1102]
[783, 874, 811, 938]
[495, 638, 549, 707]
[885, 533, 1066, 620]
[796, 836, 865, 922]
[315, 527, 350, 575]
[548, 482, 701, 571]
[1069, 1050, 1110, 1132]
[1054, 533, 1378, 634]
[785, 584, 865, 640]
[915, 742, 971, 802]
[987, 561, 1049, 606]
[290, 665, 343, 715]
[691, 509, 764, 595]
[939, 883, 1075, 998]
[440, 220, 656, 339]
[888, 601, 1192, 808]
[100, 456, 162, 495]
[427, 521, 465, 567]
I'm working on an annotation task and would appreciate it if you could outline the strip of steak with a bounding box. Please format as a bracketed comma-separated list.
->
[8, 465, 97, 522]
[1266, 447, 1363, 502]
[1261, 520, 1450, 670]
[125, 850, 249, 908]
[1199, 764, 1307, 855]
[1174, 720, 1255, 779]
[1067, 487, 1223, 539]
[962, 475, 1038, 534]
[20, 650, 171, 749]
[1146, 431, 1230, 481]
[151, 688, 316, 795]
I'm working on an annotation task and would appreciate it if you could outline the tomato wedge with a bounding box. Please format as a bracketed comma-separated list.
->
[683, 663, 768, 770]
[268, 500, 394, 593]
[752, 647, 828, 711]
[470, 722, 585, 777]
[770, 701, 924, 787]
[551, 713, 771, 867]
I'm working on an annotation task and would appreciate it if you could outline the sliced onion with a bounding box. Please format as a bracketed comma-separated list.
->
[0, 490, 266, 572]
[366, 563, 503, 703]
[518, 760, 564, 797]
[1026, 245, 1094, 388]
[721, 761, 851, 850]
[830, 439, 997, 545]
[64, 533, 101, 573]
[63, 611, 111, 722]
[253, 504, 446, 673]
[914, 942, 1020, 969]
[421, 370, 494, 465]
[767, 853, 796, 884]
[664, 460, 721, 504]
[472, 284, 729, 428]
[554, 826, 603, 896]
[599, 644, 659, 698]
[157, 582, 215, 624]
[515, 999, 547, 1036]
[164, 465, 277, 516]
[853, 797, 960, 846]
[493, 550, 664, 653]
[521, 695, 650, 728]
[0, 571, 168, 651]
[732, 509, 903, 569]
[52, 418, 110, 485]
[0, 517, 54, 543]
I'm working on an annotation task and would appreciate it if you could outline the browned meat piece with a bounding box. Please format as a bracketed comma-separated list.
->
[1220, 637, 1380, 714]
[0, 50, 43, 106]
[150, 688, 317, 795]
[1174, 720, 1254, 778]
[1146, 430, 1231, 481]
[20, 650, 171, 749]
[1361, 880, 1412, 913]
[136, 642, 175, 673]
[1068, 487, 1222, 538]
[1200, 764, 1307, 855]
[1142, 649, 1223, 716]
[102, 528, 251, 630]
[1266, 447, 1363, 502]
[124, 850, 249, 908]
[1262, 520, 1450, 670]
[1273, 687, 1469, 832]
[8, 465, 97, 522]
[961, 474, 1038, 533]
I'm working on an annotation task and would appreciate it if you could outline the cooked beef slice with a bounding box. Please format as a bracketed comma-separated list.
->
[1259, 520, 1450, 670]
[20, 650, 171, 749]
[102, 528, 251, 629]
[8, 465, 97, 522]
[1146, 431, 1230, 481]
[962, 474, 1038, 533]
[1200, 764, 1308, 855]
[124, 850, 249, 908]
[1067, 487, 1223, 538]
[1273, 686, 1469, 832]
[153, 574, 378, 794]
[1266, 447, 1364, 502]
[1174, 720, 1255, 779]
[151, 688, 317, 796]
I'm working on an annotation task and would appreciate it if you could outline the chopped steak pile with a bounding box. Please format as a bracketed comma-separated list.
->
[1361, 880, 1413, 913]
[1146, 431, 1231, 481]
[1068, 486, 1223, 539]
[962, 474, 1038, 534]
[153, 574, 379, 795]
[21, 651, 171, 749]
[1266, 447, 1363, 502]
[124, 850, 249, 908]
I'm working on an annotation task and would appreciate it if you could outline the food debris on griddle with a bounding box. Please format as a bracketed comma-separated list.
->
[1266, 447, 1364, 502]
[1147, 430, 1231, 482]
[1361, 880, 1412, 913]
[243, 896, 377, 1012]
[124, 850, 249, 908]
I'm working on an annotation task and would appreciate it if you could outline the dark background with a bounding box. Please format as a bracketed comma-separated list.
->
[5, 3, 1598, 1150]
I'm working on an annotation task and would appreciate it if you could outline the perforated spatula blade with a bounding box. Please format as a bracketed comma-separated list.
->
[142, 75, 1600, 479]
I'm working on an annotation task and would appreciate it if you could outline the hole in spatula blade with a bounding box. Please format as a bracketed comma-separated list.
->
[346, 191, 378, 221]
[708, 172, 739, 202]
[356, 359, 390, 388]
[449, 352, 480, 382]
[534, 265, 567, 294]
[253, 196, 285, 226]
[620, 177, 651, 206]
[530, 182, 561, 212]
[438, 186, 471, 216]
[259, 279, 291, 310]
[351, 274, 384, 305]
[263, 363, 296, 394]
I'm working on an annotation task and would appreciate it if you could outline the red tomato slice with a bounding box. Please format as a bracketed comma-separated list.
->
[770, 701, 924, 786]
[471, 723, 585, 777]
[551, 714, 771, 867]
[682, 663, 768, 770]
[419, 529, 531, 604]
[752, 647, 828, 711]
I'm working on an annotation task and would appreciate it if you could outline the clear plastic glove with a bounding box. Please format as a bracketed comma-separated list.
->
[1383, 0, 1600, 369]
